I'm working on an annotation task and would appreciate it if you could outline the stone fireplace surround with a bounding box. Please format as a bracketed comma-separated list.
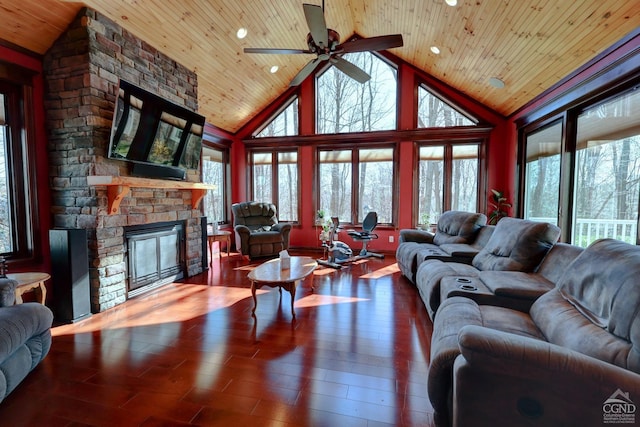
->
[44, 8, 206, 312]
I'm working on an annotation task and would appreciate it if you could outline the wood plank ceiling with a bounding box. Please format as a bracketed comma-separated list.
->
[0, 0, 638, 132]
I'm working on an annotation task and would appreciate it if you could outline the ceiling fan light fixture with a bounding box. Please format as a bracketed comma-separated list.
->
[430, 46, 441, 55]
[270, 65, 279, 74]
[489, 77, 505, 88]
[445, 0, 458, 6]
[236, 28, 248, 39]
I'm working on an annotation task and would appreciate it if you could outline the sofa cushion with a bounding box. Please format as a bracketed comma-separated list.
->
[438, 243, 481, 258]
[531, 238, 640, 373]
[472, 217, 560, 272]
[432, 211, 487, 246]
[232, 201, 278, 228]
[479, 271, 554, 299]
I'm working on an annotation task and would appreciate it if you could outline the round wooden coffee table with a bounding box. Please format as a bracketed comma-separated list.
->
[247, 256, 317, 317]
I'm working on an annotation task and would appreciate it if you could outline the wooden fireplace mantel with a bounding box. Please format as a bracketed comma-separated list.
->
[87, 175, 216, 215]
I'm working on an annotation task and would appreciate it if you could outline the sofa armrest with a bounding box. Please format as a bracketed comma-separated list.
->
[234, 225, 251, 254]
[399, 229, 434, 244]
[453, 325, 640, 427]
[0, 303, 53, 363]
[271, 223, 291, 233]
[0, 278, 17, 307]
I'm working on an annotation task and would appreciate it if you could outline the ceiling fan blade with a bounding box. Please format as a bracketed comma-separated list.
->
[331, 57, 371, 84]
[244, 47, 312, 55]
[303, 3, 328, 48]
[289, 57, 323, 87]
[336, 34, 404, 54]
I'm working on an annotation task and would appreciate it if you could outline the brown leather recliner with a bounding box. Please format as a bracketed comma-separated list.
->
[232, 201, 291, 259]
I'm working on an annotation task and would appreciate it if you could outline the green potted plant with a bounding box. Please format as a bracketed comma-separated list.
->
[315, 209, 325, 226]
[419, 213, 431, 231]
[488, 189, 512, 225]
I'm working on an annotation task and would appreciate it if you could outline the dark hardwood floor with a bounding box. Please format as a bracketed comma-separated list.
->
[0, 248, 436, 426]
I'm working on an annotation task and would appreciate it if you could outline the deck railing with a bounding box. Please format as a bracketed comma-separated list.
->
[529, 217, 638, 247]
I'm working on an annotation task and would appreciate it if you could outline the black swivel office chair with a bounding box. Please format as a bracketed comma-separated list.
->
[347, 211, 385, 259]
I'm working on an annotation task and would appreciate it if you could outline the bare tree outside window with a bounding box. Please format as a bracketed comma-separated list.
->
[249, 151, 299, 222]
[418, 146, 444, 225]
[358, 148, 394, 223]
[252, 152, 273, 203]
[317, 52, 397, 134]
[451, 145, 479, 212]
[417, 86, 476, 128]
[524, 121, 562, 224]
[572, 90, 640, 246]
[277, 152, 298, 222]
[256, 98, 298, 137]
[319, 150, 352, 221]
[202, 147, 226, 225]
[316, 52, 398, 224]
[0, 95, 11, 252]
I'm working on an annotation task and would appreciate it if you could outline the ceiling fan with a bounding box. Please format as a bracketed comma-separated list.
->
[244, 2, 403, 87]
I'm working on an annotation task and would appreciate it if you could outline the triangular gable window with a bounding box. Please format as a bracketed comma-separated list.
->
[255, 97, 299, 137]
[316, 51, 398, 134]
[418, 85, 477, 127]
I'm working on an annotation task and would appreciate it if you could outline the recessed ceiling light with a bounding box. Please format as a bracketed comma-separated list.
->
[236, 28, 248, 39]
[430, 46, 441, 55]
[270, 65, 279, 74]
[489, 77, 505, 88]
[445, 0, 457, 6]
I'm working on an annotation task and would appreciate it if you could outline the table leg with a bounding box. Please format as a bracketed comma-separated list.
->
[251, 281, 257, 314]
[34, 282, 47, 305]
[290, 280, 297, 317]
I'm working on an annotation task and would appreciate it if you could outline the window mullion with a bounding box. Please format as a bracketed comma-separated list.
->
[352, 149, 359, 224]
[272, 153, 279, 210]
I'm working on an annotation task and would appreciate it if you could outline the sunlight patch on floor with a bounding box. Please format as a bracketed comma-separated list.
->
[295, 294, 369, 308]
[360, 263, 400, 279]
[52, 283, 254, 336]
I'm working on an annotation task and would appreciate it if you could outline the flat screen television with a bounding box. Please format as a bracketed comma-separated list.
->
[108, 79, 205, 180]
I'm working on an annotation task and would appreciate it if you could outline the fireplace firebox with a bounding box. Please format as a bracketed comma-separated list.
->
[124, 221, 186, 297]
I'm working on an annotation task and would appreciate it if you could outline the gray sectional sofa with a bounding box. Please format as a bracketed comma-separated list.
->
[429, 239, 640, 426]
[0, 278, 53, 403]
[397, 212, 640, 426]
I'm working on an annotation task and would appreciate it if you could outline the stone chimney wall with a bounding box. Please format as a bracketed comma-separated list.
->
[43, 8, 204, 312]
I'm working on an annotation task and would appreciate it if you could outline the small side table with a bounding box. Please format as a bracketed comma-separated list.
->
[208, 230, 231, 258]
[8, 272, 50, 305]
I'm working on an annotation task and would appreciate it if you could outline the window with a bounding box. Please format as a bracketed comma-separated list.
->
[417, 143, 480, 225]
[255, 97, 298, 137]
[201, 145, 229, 225]
[249, 150, 299, 222]
[318, 147, 395, 224]
[316, 52, 397, 133]
[523, 120, 562, 225]
[418, 85, 476, 127]
[0, 93, 12, 252]
[0, 80, 35, 260]
[572, 90, 640, 246]
[520, 83, 640, 247]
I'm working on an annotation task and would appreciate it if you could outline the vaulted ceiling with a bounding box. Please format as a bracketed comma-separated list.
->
[1, 0, 639, 132]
